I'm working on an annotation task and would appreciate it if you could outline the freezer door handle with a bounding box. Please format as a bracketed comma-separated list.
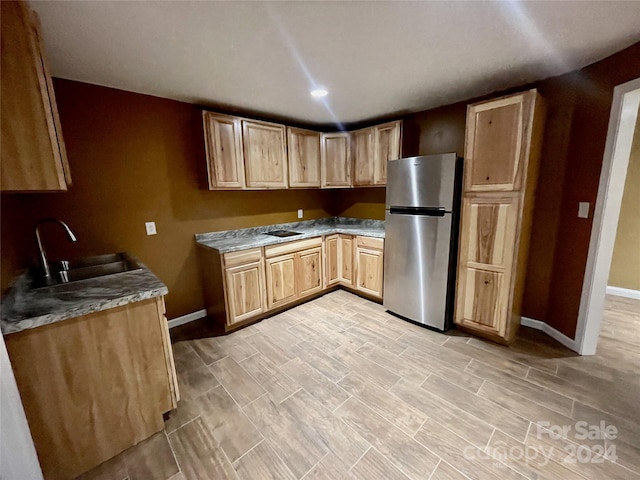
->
[389, 206, 447, 216]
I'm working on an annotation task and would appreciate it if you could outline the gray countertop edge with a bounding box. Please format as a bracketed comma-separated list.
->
[1, 263, 168, 336]
[195, 217, 385, 254]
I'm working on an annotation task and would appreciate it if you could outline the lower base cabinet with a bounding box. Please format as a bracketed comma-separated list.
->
[266, 253, 297, 309]
[198, 233, 384, 332]
[265, 238, 323, 309]
[325, 234, 354, 287]
[295, 246, 323, 297]
[225, 258, 267, 325]
[4, 297, 178, 480]
[355, 236, 384, 299]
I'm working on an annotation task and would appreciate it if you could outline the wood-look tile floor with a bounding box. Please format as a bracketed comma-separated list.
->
[78, 292, 640, 480]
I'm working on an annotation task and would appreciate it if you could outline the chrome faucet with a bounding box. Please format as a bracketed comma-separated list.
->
[35, 218, 77, 284]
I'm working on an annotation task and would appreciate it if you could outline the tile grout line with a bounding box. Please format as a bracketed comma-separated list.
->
[483, 428, 496, 452]
[164, 429, 183, 477]
[347, 445, 372, 473]
[467, 357, 577, 417]
[230, 438, 264, 467]
[426, 458, 441, 480]
[278, 387, 303, 405]
[331, 394, 353, 413]
[299, 452, 329, 480]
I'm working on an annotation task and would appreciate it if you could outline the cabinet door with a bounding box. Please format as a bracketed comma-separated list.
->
[203, 112, 245, 189]
[321, 132, 352, 187]
[355, 246, 384, 298]
[296, 247, 323, 297]
[288, 127, 320, 188]
[242, 119, 288, 188]
[1, 1, 71, 191]
[458, 269, 506, 336]
[352, 127, 375, 186]
[4, 298, 173, 480]
[225, 260, 266, 325]
[325, 235, 339, 286]
[265, 254, 297, 309]
[465, 94, 531, 192]
[338, 234, 354, 286]
[455, 196, 519, 337]
[373, 121, 402, 185]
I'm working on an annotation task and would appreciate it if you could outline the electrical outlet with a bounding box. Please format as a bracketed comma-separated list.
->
[578, 202, 590, 219]
[145, 222, 157, 235]
[298, 209, 303, 219]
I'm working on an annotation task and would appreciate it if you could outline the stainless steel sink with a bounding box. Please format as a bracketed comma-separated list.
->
[263, 230, 302, 238]
[31, 252, 142, 288]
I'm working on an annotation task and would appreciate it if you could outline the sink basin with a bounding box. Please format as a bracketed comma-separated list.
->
[52, 252, 135, 271]
[31, 253, 142, 288]
[263, 230, 302, 238]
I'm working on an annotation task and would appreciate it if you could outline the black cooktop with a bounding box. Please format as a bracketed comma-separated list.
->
[263, 230, 303, 238]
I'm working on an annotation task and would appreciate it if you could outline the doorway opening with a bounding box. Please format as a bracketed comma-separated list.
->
[575, 78, 640, 355]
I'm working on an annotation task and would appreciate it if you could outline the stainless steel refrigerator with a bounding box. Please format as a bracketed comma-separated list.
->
[383, 154, 462, 331]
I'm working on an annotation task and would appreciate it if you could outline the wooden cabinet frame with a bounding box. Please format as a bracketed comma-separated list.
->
[454, 89, 545, 344]
[288, 127, 321, 188]
[5, 297, 177, 479]
[354, 236, 384, 298]
[1, 1, 71, 191]
[202, 112, 245, 189]
[202, 110, 402, 190]
[199, 234, 384, 332]
[242, 119, 288, 189]
[225, 259, 267, 325]
[321, 132, 352, 187]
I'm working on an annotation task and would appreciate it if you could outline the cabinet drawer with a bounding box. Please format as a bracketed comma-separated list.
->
[356, 236, 384, 250]
[265, 237, 322, 258]
[223, 248, 262, 267]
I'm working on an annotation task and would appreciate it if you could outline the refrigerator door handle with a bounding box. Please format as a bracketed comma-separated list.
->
[389, 206, 447, 216]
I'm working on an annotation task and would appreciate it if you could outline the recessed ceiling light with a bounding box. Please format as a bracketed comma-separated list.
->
[310, 88, 328, 98]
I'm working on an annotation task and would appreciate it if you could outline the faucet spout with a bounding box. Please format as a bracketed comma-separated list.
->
[35, 218, 78, 284]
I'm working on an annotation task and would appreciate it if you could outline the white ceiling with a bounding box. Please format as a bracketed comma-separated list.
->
[31, 1, 640, 125]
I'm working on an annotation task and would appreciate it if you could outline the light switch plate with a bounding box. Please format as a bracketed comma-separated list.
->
[298, 209, 303, 219]
[145, 222, 157, 235]
[578, 202, 590, 219]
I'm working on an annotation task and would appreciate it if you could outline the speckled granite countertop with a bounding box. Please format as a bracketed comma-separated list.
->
[1, 259, 167, 335]
[195, 217, 385, 253]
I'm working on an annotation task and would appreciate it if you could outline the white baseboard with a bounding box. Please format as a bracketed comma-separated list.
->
[168, 309, 207, 329]
[606, 286, 640, 300]
[521, 316, 579, 353]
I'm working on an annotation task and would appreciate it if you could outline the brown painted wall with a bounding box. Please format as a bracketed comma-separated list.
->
[543, 43, 640, 338]
[0, 79, 333, 319]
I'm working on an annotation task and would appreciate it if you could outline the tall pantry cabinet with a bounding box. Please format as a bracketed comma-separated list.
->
[454, 89, 545, 344]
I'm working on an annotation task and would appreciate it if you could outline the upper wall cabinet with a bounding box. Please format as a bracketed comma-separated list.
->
[465, 96, 527, 192]
[201, 109, 402, 190]
[1, 1, 71, 192]
[202, 112, 245, 189]
[288, 127, 321, 188]
[353, 128, 375, 186]
[373, 121, 402, 185]
[321, 132, 352, 188]
[353, 121, 402, 186]
[242, 119, 288, 189]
